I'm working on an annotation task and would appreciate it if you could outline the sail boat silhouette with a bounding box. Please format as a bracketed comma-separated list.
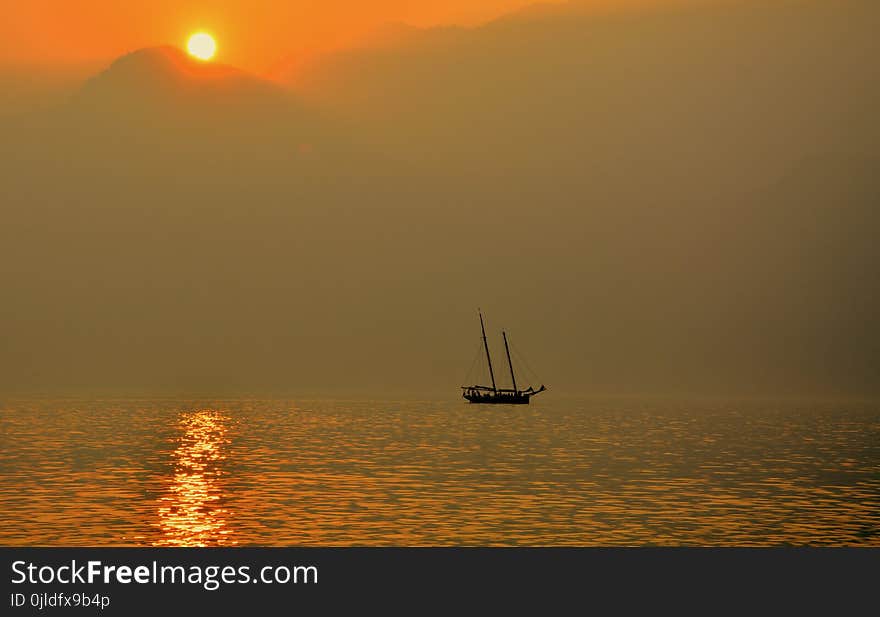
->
[462, 310, 546, 404]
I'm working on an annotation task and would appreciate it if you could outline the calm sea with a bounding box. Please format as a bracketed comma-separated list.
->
[0, 397, 877, 546]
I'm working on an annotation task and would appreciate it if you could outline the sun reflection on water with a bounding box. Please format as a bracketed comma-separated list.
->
[155, 409, 235, 546]
[0, 399, 877, 546]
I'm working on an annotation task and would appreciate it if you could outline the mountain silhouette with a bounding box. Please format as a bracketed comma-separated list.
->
[292, 0, 878, 175]
[19, 45, 341, 179]
[73, 46, 289, 116]
[76, 46, 288, 105]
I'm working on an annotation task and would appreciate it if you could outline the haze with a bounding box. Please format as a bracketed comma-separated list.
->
[1, 0, 877, 398]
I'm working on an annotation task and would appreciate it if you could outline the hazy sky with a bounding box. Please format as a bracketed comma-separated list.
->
[1, 0, 877, 398]
[1, 0, 553, 70]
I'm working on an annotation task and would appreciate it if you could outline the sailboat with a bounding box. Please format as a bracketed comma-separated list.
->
[461, 310, 546, 404]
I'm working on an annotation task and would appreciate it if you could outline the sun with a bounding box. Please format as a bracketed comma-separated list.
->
[187, 33, 217, 61]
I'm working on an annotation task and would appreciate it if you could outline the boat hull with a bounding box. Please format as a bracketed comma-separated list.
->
[464, 392, 531, 405]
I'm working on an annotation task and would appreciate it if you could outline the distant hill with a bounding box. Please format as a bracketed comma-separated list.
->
[57, 45, 318, 151]
[292, 0, 879, 172]
[73, 46, 289, 119]
[2, 45, 348, 192]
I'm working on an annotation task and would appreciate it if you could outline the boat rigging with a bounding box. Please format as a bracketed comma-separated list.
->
[461, 310, 546, 405]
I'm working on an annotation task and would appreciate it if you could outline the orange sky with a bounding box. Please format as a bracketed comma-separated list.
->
[1, 0, 551, 72]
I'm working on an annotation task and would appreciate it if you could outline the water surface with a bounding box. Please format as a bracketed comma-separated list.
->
[0, 397, 877, 545]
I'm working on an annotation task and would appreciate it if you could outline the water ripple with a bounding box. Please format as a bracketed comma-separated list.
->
[0, 397, 877, 545]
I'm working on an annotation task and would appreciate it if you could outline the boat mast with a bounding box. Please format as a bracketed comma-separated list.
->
[479, 310, 497, 393]
[502, 331, 518, 394]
